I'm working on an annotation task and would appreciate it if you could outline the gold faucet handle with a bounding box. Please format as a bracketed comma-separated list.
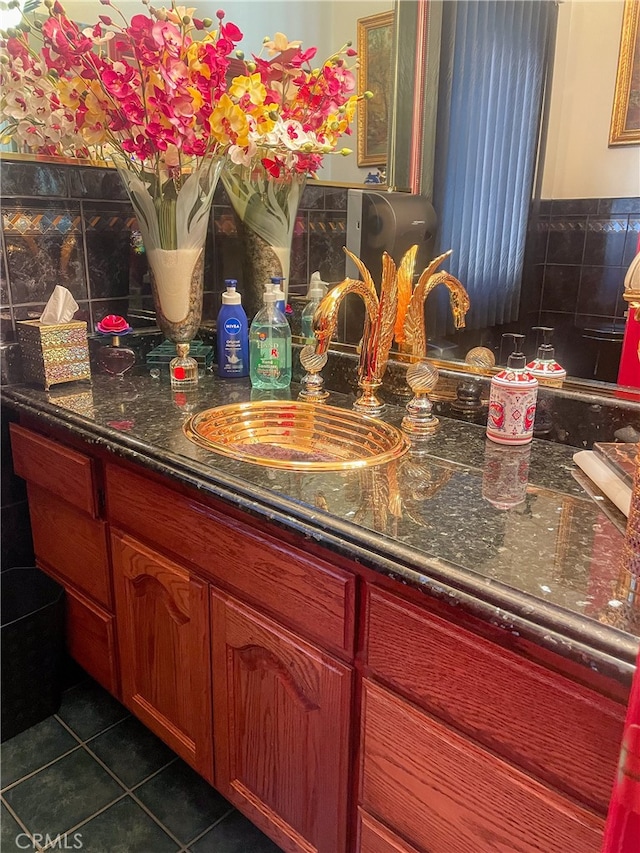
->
[402, 361, 440, 438]
[465, 346, 496, 369]
[298, 345, 330, 403]
[299, 344, 328, 374]
[406, 361, 440, 394]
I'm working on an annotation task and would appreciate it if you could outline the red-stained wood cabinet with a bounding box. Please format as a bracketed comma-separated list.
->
[211, 589, 353, 853]
[110, 530, 214, 782]
[10, 422, 631, 853]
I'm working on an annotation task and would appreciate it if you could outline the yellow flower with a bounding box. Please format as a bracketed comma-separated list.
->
[209, 93, 249, 147]
[251, 105, 277, 136]
[229, 74, 266, 106]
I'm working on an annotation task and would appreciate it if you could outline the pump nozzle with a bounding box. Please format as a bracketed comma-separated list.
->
[532, 326, 555, 359]
[502, 333, 527, 370]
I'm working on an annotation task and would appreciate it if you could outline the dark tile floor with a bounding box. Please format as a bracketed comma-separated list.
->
[1, 679, 283, 852]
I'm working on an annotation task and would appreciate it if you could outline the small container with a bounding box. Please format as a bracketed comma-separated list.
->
[217, 280, 249, 378]
[170, 343, 199, 389]
[486, 333, 538, 445]
[249, 283, 292, 390]
[526, 326, 567, 387]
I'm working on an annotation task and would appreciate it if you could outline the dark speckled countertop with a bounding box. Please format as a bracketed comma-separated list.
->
[3, 373, 638, 685]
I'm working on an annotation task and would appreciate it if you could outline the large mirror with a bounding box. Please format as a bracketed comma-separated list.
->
[2, 0, 638, 395]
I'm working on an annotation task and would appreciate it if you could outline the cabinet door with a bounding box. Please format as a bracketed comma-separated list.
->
[211, 589, 352, 853]
[111, 531, 213, 782]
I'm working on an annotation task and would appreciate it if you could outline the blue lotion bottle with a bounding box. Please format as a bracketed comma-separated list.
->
[217, 280, 249, 378]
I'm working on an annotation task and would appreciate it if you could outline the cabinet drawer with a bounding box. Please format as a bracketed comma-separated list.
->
[28, 483, 111, 607]
[365, 587, 622, 814]
[360, 680, 603, 853]
[106, 464, 355, 656]
[10, 423, 98, 517]
[358, 810, 421, 853]
[65, 586, 119, 697]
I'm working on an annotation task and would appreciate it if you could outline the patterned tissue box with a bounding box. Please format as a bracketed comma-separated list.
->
[17, 320, 91, 390]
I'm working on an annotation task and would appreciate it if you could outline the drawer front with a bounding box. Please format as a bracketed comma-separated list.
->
[10, 423, 98, 517]
[65, 586, 119, 697]
[106, 464, 355, 656]
[358, 810, 421, 853]
[28, 483, 111, 607]
[365, 587, 623, 814]
[360, 680, 604, 853]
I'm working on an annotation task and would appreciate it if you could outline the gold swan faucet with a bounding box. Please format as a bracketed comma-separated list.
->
[299, 245, 471, 423]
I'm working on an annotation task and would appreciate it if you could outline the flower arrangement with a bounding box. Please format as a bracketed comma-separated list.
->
[0, 0, 245, 251]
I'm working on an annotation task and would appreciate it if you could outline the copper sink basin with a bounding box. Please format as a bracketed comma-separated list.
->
[183, 400, 409, 471]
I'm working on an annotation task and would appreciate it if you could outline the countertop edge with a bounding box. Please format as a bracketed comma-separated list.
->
[3, 388, 638, 686]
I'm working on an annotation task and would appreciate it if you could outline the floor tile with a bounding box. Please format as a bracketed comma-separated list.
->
[56, 680, 129, 740]
[87, 717, 176, 788]
[59, 796, 179, 853]
[189, 809, 283, 852]
[134, 759, 231, 845]
[3, 748, 124, 838]
[1, 803, 29, 852]
[1, 717, 79, 790]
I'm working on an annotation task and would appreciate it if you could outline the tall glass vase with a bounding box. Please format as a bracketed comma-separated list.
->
[113, 154, 224, 386]
[221, 163, 306, 320]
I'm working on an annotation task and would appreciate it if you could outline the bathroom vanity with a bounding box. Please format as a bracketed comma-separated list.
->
[3, 374, 638, 853]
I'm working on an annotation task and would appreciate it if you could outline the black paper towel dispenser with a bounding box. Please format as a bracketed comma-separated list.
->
[345, 189, 438, 284]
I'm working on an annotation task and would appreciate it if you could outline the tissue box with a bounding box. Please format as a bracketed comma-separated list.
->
[17, 320, 91, 390]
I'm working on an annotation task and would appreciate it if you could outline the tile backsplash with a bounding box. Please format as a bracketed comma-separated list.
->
[0, 159, 349, 342]
[2, 160, 638, 384]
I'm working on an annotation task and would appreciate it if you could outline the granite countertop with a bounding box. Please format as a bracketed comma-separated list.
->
[3, 373, 638, 685]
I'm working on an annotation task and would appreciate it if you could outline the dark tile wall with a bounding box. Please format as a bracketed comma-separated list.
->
[0, 160, 348, 342]
[520, 197, 640, 382]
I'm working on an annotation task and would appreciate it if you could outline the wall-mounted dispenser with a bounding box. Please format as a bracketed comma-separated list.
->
[345, 190, 437, 284]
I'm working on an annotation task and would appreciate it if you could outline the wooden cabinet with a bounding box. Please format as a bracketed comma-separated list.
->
[11, 422, 628, 853]
[9, 423, 117, 694]
[360, 679, 604, 853]
[211, 588, 353, 853]
[111, 530, 214, 782]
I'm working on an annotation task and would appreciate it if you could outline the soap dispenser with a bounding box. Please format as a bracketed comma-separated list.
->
[217, 279, 249, 378]
[486, 333, 538, 445]
[526, 326, 567, 387]
[301, 275, 326, 344]
[249, 283, 292, 389]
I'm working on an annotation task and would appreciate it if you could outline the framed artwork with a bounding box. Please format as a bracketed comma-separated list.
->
[357, 11, 394, 167]
[609, 0, 640, 145]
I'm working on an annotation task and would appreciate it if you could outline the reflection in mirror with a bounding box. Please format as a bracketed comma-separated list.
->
[1, 0, 638, 397]
[360, 0, 639, 393]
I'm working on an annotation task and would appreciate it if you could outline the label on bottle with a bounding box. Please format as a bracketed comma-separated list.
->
[223, 316, 245, 373]
[256, 332, 281, 378]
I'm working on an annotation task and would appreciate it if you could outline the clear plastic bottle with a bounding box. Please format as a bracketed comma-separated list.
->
[301, 280, 324, 344]
[249, 283, 292, 389]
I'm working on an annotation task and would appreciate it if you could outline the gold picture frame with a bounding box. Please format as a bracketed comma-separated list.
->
[610, 0, 640, 145]
[357, 11, 394, 167]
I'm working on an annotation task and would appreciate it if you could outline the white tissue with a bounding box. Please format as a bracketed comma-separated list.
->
[306, 271, 328, 297]
[39, 286, 79, 325]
